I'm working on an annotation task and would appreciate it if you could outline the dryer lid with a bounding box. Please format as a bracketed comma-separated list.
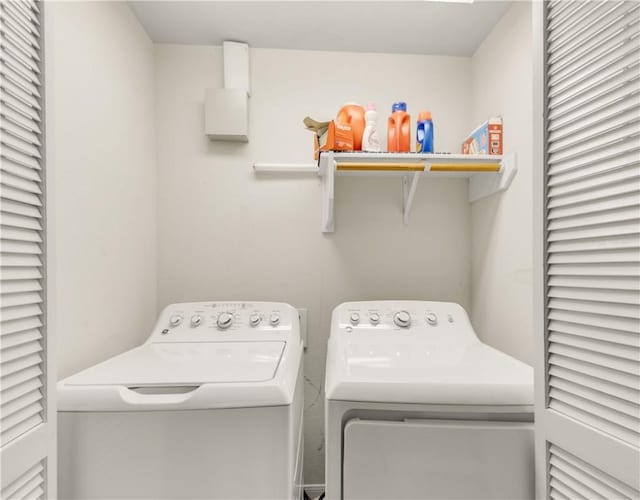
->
[326, 339, 534, 406]
[63, 341, 286, 387]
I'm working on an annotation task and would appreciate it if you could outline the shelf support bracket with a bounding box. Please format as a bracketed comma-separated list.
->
[322, 156, 336, 233]
[402, 171, 421, 225]
[468, 153, 517, 202]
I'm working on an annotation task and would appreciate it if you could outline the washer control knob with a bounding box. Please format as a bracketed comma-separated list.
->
[426, 312, 438, 326]
[249, 313, 262, 327]
[369, 313, 380, 325]
[269, 313, 280, 326]
[393, 311, 411, 328]
[169, 314, 183, 328]
[190, 315, 202, 327]
[217, 312, 233, 330]
[350, 312, 360, 325]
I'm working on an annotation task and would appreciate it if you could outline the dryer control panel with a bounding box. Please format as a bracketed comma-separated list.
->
[148, 301, 300, 343]
[332, 301, 476, 339]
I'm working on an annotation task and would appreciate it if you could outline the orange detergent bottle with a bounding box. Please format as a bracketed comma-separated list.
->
[337, 103, 366, 151]
[387, 102, 411, 152]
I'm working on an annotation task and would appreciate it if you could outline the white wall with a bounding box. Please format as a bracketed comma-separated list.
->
[470, 2, 534, 365]
[48, 1, 157, 379]
[155, 45, 472, 483]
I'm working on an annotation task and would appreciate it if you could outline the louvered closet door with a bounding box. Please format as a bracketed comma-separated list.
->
[534, 1, 640, 498]
[0, 1, 53, 499]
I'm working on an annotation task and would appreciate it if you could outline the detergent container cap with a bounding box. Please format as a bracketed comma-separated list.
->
[392, 102, 407, 112]
[418, 111, 432, 121]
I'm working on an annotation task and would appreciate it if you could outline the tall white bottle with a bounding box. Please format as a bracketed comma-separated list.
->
[362, 103, 381, 152]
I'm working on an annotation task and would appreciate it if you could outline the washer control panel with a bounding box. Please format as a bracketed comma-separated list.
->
[150, 302, 299, 342]
[334, 301, 466, 334]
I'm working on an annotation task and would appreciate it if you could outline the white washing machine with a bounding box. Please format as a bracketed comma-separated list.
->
[58, 301, 304, 500]
[325, 301, 534, 500]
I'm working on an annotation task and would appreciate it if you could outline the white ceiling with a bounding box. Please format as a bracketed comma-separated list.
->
[129, 1, 512, 56]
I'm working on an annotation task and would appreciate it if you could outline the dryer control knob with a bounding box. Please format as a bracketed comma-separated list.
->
[393, 311, 411, 328]
[190, 315, 202, 327]
[217, 312, 233, 330]
[249, 313, 262, 327]
[169, 314, 183, 328]
[350, 312, 360, 325]
[426, 312, 438, 326]
[269, 313, 280, 326]
[369, 313, 380, 325]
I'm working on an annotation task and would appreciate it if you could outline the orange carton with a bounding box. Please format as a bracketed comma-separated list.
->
[462, 116, 503, 155]
[314, 120, 354, 159]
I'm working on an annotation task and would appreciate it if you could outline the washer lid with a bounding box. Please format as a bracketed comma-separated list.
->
[64, 341, 285, 387]
[326, 338, 533, 406]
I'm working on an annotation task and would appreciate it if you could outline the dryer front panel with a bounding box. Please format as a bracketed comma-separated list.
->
[342, 418, 534, 500]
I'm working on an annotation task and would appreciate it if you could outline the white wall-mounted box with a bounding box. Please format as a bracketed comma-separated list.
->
[204, 88, 249, 142]
[223, 41, 250, 95]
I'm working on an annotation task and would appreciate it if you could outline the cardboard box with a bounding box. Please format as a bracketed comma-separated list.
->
[462, 116, 503, 155]
[314, 120, 354, 160]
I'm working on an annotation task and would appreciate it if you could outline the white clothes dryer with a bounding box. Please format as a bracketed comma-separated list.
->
[325, 301, 534, 500]
[58, 301, 303, 500]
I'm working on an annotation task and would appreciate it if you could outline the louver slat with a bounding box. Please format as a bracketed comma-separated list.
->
[1, 117, 41, 146]
[0, 462, 44, 500]
[548, 108, 640, 156]
[548, 3, 638, 65]
[548, 248, 640, 264]
[1, 103, 42, 134]
[548, 192, 639, 219]
[0, 15, 39, 53]
[0, 402, 43, 445]
[549, 341, 639, 376]
[8, 0, 40, 27]
[0, 364, 42, 393]
[1, 316, 42, 336]
[1, 3, 40, 41]
[1, 200, 42, 220]
[549, 319, 640, 347]
[549, 35, 640, 101]
[0, 226, 42, 243]
[0, 61, 41, 99]
[547, 205, 639, 231]
[549, 353, 639, 391]
[1, 144, 41, 170]
[1, 170, 43, 194]
[548, 233, 639, 253]
[549, 377, 639, 417]
[548, 298, 640, 319]
[549, 365, 639, 403]
[0, 328, 42, 350]
[0, 279, 42, 294]
[0, 212, 42, 230]
[0, 71, 41, 110]
[0, 304, 43, 322]
[1, 21, 40, 62]
[7, 481, 43, 500]
[1, 160, 43, 183]
[0, 185, 42, 207]
[549, 330, 639, 359]
[549, 480, 577, 500]
[548, 15, 640, 83]
[0, 86, 40, 123]
[548, 312, 639, 343]
[0, 267, 42, 281]
[1, 388, 42, 420]
[548, 92, 640, 143]
[549, 445, 639, 499]
[0, 291, 42, 308]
